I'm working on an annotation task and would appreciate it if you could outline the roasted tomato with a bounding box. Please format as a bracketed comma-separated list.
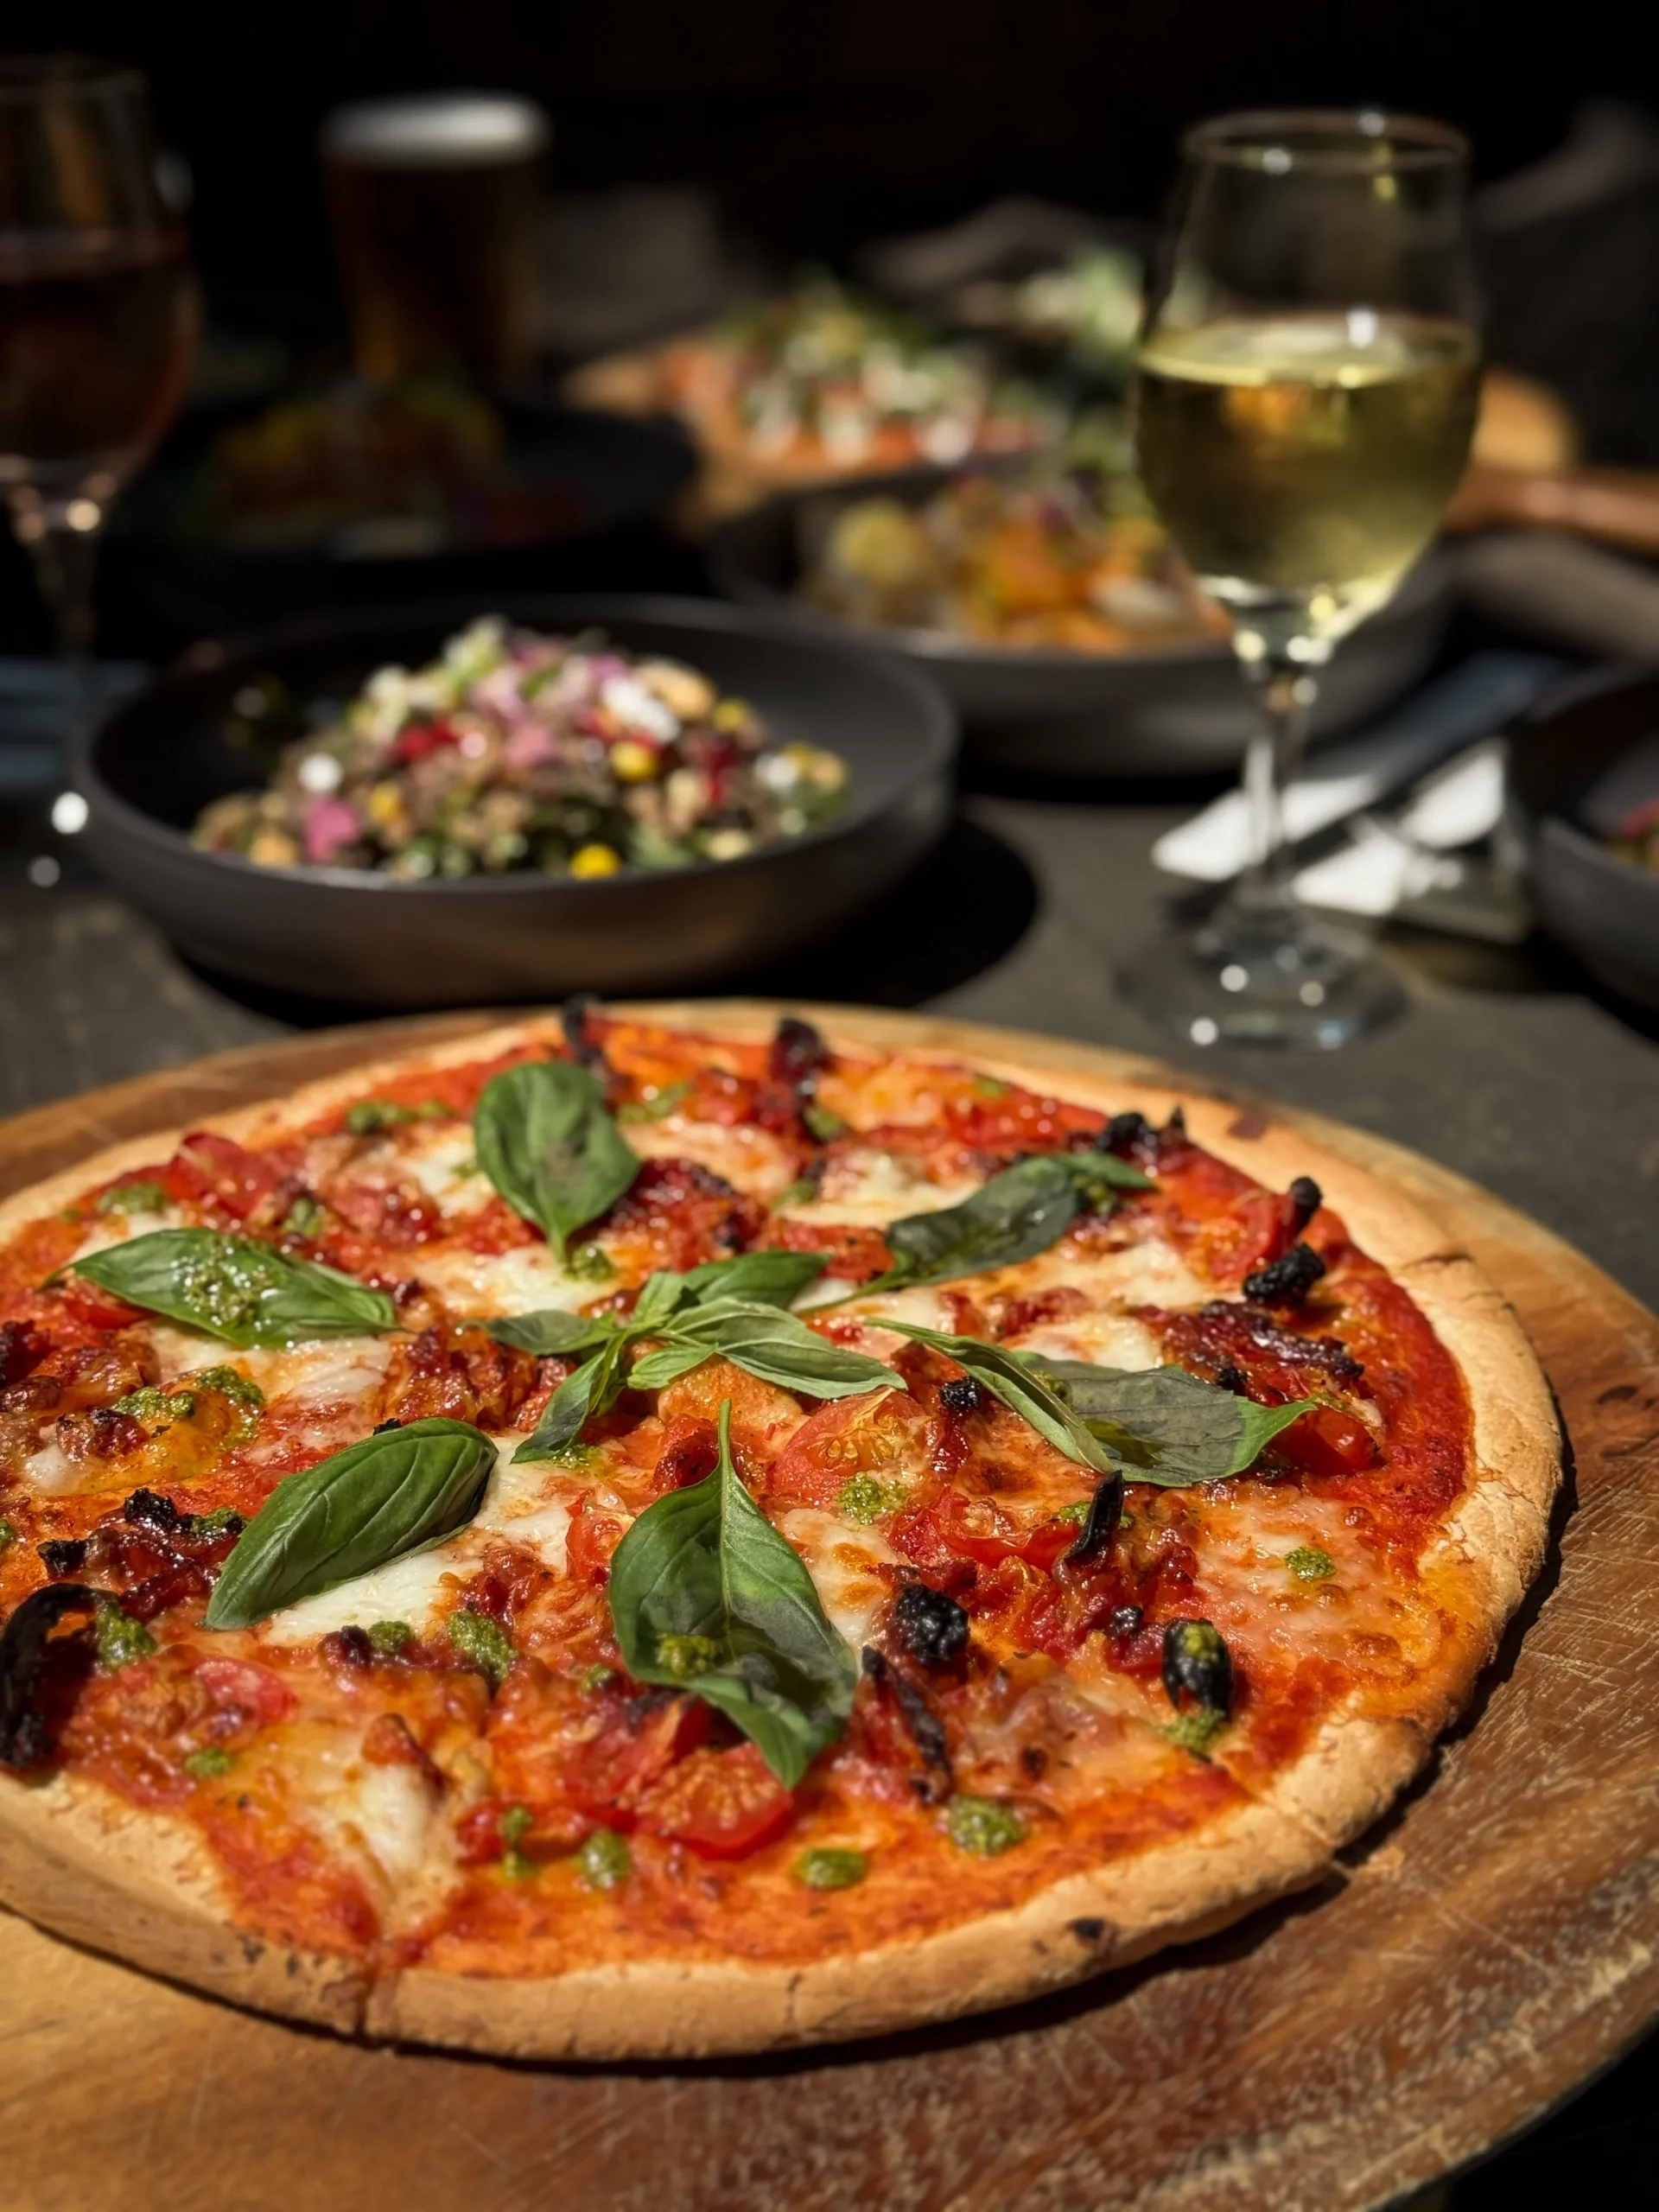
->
[162, 1131, 282, 1221]
[564, 1497, 629, 1586]
[57, 1279, 149, 1332]
[892, 1487, 1077, 1573]
[189, 1656, 297, 1728]
[637, 1741, 794, 1857]
[565, 1691, 711, 1824]
[766, 1385, 926, 1509]
[1274, 1404, 1377, 1478]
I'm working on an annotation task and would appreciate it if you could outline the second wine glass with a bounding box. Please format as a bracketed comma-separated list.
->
[0, 57, 198, 710]
[1123, 110, 1479, 1047]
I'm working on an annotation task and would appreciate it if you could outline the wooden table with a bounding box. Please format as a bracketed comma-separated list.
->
[2, 1016, 1655, 2212]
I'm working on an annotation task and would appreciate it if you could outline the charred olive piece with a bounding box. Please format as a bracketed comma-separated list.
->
[1097, 1110, 1151, 1157]
[861, 1646, 951, 1778]
[770, 1014, 830, 1090]
[560, 991, 607, 1072]
[937, 1375, 986, 1414]
[123, 1487, 182, 1533]
[0, 1583, 101, 1767]
[1286, 1176, 1323, 1237]
[1243, 1242, 1327, 1305]
[1066, 1471, 1124, 1565]
[1161, 1618, 1233, 1718]
[37, 1538, 88, 1578]
[1108, 1604, 1144, 1638]
[1214, 1363, 1248, 1395]
[893, 1581, 969, 1669]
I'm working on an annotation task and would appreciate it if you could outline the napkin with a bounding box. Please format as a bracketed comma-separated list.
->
[1151, 653, 1565, 884]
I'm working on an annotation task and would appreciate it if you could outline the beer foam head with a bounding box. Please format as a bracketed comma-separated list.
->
[321, 94, 550, 168]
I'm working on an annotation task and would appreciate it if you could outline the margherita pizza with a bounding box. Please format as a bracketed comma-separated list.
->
[0, 1005, 1557, 2057]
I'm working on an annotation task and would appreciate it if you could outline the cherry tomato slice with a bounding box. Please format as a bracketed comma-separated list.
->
[637, 1741, 794, 1858]
[765, 1386, 927, 1509]
[58, 1278, 148, 1332]
[565, 1498, 628, 1586]
[566, 1693, 711, 1825]
[1278, 1404, 1377, 1478]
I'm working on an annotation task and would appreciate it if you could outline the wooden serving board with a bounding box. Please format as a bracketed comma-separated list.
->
[3, 1012, 1656, 2212]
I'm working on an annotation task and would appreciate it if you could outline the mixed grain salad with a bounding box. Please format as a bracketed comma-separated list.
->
[192, 618, 849, 880]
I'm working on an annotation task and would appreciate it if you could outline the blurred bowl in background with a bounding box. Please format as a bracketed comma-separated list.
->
[706, 467, 1452, 778]
[105, 394, 697, 642]
[1508, 663, 1659, 1011]
[69, 595, 956, 1008]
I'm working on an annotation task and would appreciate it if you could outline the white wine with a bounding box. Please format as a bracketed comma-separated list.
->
[1132, 314, 1478, 638]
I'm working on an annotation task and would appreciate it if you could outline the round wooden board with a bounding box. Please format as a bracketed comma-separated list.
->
[2, 1006, 1656, 2212]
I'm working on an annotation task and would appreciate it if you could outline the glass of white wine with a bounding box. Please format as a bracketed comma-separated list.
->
[1124, 111, 1479, 1047]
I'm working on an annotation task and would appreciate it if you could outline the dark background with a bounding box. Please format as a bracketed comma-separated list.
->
[8, 0, 1655, 349]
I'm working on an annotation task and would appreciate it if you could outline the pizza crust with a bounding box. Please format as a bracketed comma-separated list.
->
[0, 1001, 1562, 2056]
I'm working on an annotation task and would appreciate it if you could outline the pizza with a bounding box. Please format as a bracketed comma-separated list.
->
[0, 1004, 1558, 2058]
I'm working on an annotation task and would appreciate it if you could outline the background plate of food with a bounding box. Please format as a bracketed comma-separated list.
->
[69, 598, 954, 1007]
[705, 444, 1451, 778]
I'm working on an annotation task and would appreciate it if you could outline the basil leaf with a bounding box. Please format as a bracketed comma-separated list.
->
[631, 1269, 691, 1328]
[482, 1309, 619, 1356]
[203, 1418, 495, 1630]
[474, 1060, 639, 1259]
[1021, 1357, 1325, 1485]
[876, 1157, 1084, 1291]
[627, 1249, 832, 1328]
[512, 1328, 641, 1462]
[607, 1401, 858, 1785]
[880, 1320, 1115, 1474]
[666, 1299, 899, 1399]
[1034, 1150, 1157, 1200]
[626, 1341, 710, 1390]
[73, 1229, 397, 1349]
[678, 1250, 830, 1309]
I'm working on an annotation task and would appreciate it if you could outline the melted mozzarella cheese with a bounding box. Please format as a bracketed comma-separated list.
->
[400, 1124, 490, 1209]
[625, 1116, 799, 1198]
[415, 1242, 588, 1316]
[260, 1546, 469, 1645]
[261, 1719, 437, 1896]
[22, 1438, 79, 1494]
[782, 1147, 977, 1230]
[778, 1510, 899, 1645]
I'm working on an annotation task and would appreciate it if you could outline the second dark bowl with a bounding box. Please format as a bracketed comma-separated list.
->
[706, 469, 1451, 777]
[1508, 664, 1659, 1012]
[70, 596, 956, 1009]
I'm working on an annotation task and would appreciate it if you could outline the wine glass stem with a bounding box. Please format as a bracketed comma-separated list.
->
[1227, 647, 1317, 930]
[10, 500, 102, 733]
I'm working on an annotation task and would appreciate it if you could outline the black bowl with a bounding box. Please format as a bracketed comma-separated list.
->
[705, 468, 1451, 777]
[1508, 664, 1659, 1012]
[105, 397, 699, 642]
[69, 596, 956, 1009]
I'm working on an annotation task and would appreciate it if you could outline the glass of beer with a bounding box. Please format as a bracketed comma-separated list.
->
[1124, 111, 1479, 1046]
[321, 93, 550, 385]
[0, 57, 198, 690]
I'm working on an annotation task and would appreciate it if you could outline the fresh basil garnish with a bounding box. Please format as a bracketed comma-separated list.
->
[607, 1401, 858, 1785]
[672, 1249, 831, 1310]
[482, 1309, 619, 1357]
[1020, 1357, 1325, 1485]
[645, 1298, 897, 1399]
[868, 1152, 1156, 1296]
[203, 1417, 496, 1630]
[474, 1060, 639, 1259]
[880, 1320, 1116, 1473]
[73, 1229, 397, 1348]
[514, 1328, 640, 1461]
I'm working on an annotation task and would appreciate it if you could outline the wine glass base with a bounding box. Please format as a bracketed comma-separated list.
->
[1119, 913, 1406, 1050]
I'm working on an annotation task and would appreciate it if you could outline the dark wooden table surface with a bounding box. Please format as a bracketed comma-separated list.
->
[2, 767, 1656, 2206]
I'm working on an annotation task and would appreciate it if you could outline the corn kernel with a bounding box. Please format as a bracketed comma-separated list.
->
[365, 781, 404, 828]
[610, 740, 659, 784]
[713, 697, 754, 732]
[569, 843, 623, 879]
